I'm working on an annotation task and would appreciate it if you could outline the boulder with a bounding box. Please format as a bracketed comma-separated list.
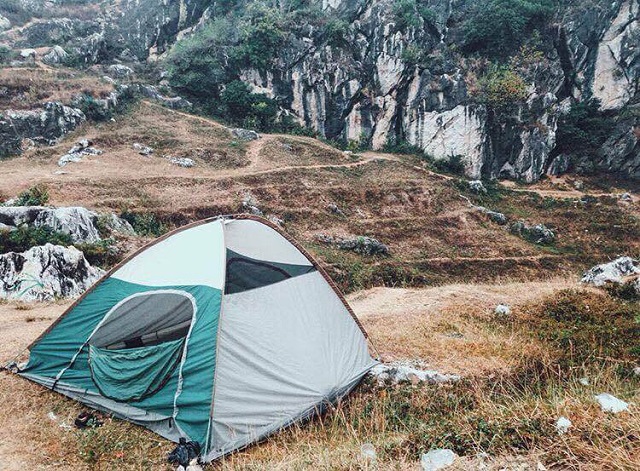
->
[581, 257, 640, 287]
[0, 244, 104, 301]
[231, 128, 260, 141]
[42, 45, 68, 65]
[468, 180, 487, 194]
[135, 84, 192, 110]
[19, 48, 37, 60]
[510, 221, 555, 245]
[0, 103, 86, 158]
[0, 15, 11, 31]
[555, 416, 572, 434]
[316, 234, 389, 256]
[0, 206, 133, 243]
[58, 139, 103, 167]
[107, 64, 134, 78]
[327, 203, 345, 217]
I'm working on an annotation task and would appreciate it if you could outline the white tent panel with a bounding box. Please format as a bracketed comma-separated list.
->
[208, 271, 376, 458]
[224, 219, 312, 266]
[112, 220, 225, 289]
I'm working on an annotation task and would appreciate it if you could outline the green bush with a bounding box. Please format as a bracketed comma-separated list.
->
[474, 66, 528, 109]
[77, 94, 112, 122]
[0, 226, 72, 253]
[432, 154, 466, 175]
[462, 0, 554, 58]
[324, 19, 350, 46]
[220, 80, 279, 131]
[14, 184, 49, 206]
[555, 99, 615, 156]
[75, 239, 120, 268]
[382, 138, 424, 155]
[166, 19, 235, 99]
[120, 211, 166, 237]
[0, 45, 14, 64]
[234, 6, 286, 70]
[392, 0, 435, 31]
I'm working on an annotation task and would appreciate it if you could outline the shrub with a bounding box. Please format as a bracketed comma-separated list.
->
[461, 0, 554, 58]
[120, 211, 166, 237]
[392, 0, 435, 31]
[14, 184, 49, 206]
[220, 80, 278, 131]
[0, 226, 72, 253]
[432, 154, 466, 175]
[383, 138, 424, 155]
[0, 45, 14, 64]
[76, 239, 120, 268]
[77, 94, 112, 122]
[555, 98, 615, 156]
[473, 66, 528, 109]
[235, 7, 286, 70]
[166, 19, 235, 99]
[324, 18, 350, 47]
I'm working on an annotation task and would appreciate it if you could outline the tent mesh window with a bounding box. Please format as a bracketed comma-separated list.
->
[90, 291, 195, 350]
[225, 249, 316, 294]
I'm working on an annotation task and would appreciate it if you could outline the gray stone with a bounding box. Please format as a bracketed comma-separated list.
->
[58, 140, 103, 166]
[327, 203, 345, 217]
[581, 257, 640, 287]
[42, 46, 68, 65]
[420, 449, 457, 471]
[133, 142, 154, 156]
[495, 304, 511, 316]
[510, 221, 555, 245]
[369, 362, 460, 386]
[107, 64, 134, 78]
[468, 180, 487, 194]
[0, 15, 10, 31]
[168, 156, 195, 168]
[0, 103, 86, 158]
[0, 244, 104, 302]
[231, 128, 260, 141]
[316, 234, 389, 256]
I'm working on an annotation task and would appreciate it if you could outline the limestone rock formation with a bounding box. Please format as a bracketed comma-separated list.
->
[0, 244, 104, 301]
[0, 103, 85, 158]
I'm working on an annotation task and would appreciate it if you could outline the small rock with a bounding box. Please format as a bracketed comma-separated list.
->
[327, 203, 345, 217]
[537, 463, 548, 471]
[58, 153, 83, 167]
[133, 142, 154, 156]
[468, 180, 487, 194]
[360, 443, 376, 462]
[107, 64, 134, 78]
[241, 195, 263, 216]
[555, 416, 572, 434]
[579, 377, 590, 386]
[282, 143, 294, 152]
[633, 367, 640, 377]
[420, 449, 457, 471]
[573, 180, 584, 191]
[595, 393, 629, 413]
[0, 14, 11, 31]
[0, 223, 16, 232]
[230, 128, 260, 141]
[494, 304, 511, 316]
[369, 362, 460, 385]
[267, 215, 284, 227]
[620, 193, 633, 202]
[20, 49, 37, 60]
[510, 221, 555, 245]
[168, 157, 195, 168]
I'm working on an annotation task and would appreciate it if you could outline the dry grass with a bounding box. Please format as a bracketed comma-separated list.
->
[1, 285, 638, 469]
[0, 67, 114, 110]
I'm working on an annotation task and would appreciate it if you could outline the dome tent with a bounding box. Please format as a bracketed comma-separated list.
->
[13, 215, 377, 461]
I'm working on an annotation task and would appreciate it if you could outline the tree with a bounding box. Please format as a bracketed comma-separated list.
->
[462, 0, 554, 58]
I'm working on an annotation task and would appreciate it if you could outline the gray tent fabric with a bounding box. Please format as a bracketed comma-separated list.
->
[209, 223, 377, 459]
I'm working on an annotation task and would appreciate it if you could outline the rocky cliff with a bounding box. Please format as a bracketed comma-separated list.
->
[1, 0, 638, 182]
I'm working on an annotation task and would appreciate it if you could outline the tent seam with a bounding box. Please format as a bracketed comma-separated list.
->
[205, 218, 229, 455]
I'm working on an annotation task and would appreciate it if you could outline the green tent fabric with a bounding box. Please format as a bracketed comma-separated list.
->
[10, 216, 376, 462]
[89, 338, 185, 402]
